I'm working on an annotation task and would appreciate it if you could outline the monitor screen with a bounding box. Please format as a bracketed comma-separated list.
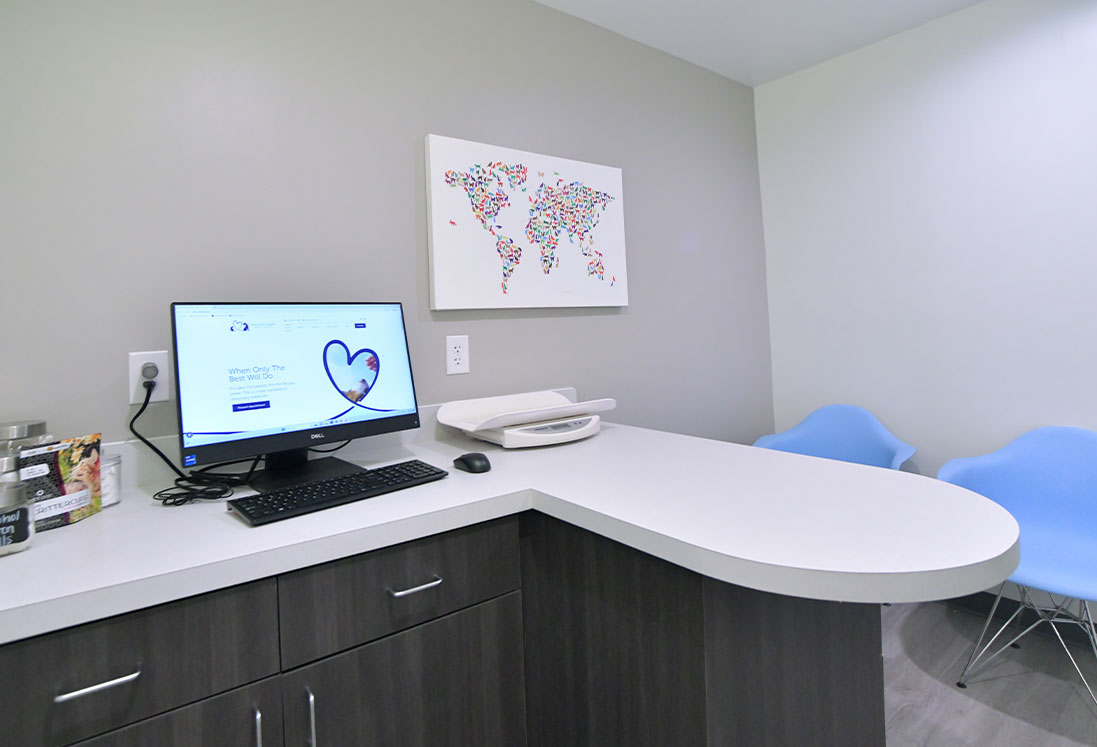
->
[171, 302, 420, 484]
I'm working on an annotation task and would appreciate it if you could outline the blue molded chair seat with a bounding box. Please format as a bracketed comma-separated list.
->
[938, 426, 1097, 706]
[1010, 524, 1097, 601]
[753, 404, 915, 470]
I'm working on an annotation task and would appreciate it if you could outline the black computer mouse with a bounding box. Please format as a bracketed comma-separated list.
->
[453, 452, 491, 473]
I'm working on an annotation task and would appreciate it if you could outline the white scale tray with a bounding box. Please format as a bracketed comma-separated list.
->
[436, 391, 617, 448]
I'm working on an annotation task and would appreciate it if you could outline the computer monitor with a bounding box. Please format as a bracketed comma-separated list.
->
[170, 302, 421, 492]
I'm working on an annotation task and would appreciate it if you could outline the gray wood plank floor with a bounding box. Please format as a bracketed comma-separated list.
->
[884, 602, 1097, 746]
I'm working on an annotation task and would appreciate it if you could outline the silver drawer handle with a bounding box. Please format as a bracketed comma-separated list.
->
[254, 706, 263, 747]
[54, 669, 141, 703]
[307, 687, 317, 747]
[388, 576, 443, 598]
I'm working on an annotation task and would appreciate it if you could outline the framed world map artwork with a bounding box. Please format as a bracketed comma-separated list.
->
[425, 134, 628, 310]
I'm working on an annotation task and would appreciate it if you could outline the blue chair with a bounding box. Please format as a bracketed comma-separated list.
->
[753, 404, 916, 470]
[938, 426, 1097, 706]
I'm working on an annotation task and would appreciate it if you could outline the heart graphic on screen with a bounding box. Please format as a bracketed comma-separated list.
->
[323, 340, 380, 407]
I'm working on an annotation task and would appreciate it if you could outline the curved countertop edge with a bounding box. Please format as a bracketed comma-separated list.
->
[529, 490, 1022, 605]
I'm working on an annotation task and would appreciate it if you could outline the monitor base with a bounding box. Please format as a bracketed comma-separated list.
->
[249, 451, 365, 493]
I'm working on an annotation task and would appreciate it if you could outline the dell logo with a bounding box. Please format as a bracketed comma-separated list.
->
[311, 433, 325, 440]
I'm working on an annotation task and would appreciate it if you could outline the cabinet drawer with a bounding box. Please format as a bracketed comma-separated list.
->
[279, 516, 519, 668]
[74, 676, 283, 747]
[282, 591, 526, 746]
[0, 578, 279, 746]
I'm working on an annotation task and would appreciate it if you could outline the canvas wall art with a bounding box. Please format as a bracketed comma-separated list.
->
[426, 134, 628, 310]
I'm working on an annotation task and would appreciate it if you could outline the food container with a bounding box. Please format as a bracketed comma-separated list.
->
[0, 447, 33, 556]
[101, 453, 122, 507]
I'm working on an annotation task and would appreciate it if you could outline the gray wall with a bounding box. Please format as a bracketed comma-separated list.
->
[1, 0, 772, 445]
[755, 0, 1097, 475]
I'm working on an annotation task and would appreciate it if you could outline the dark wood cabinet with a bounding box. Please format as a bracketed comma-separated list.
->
[519, 512, 885, 747]
[0, 521, 523, 747]
[4, 511, 888, 746]
[73, 676, 283, 747]
[281, 592, 527, 747]
[520, 512, 708, 746]
[702, 579, 885, 746]
[278, 516, 519, 669]
[0, 579, 279, 746]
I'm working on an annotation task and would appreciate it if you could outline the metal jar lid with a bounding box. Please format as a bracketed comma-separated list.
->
[0, 420, 48, 441]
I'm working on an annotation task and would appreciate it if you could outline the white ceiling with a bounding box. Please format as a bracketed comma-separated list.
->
[534, 0, 987, 86]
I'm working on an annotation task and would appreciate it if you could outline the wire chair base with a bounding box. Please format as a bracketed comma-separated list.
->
[957, 582, 1097, 707]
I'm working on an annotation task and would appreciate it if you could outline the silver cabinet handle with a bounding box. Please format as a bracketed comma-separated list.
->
[388, 576, 443, 598]
[254, 706, 263, 747]
[306, 687, 317, 747]
[54, 669, 141, 703]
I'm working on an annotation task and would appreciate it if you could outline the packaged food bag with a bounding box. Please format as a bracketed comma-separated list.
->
[18, 434, 102, 531]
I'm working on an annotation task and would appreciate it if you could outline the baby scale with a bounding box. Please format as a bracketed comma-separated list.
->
[436, 391, 616, 448]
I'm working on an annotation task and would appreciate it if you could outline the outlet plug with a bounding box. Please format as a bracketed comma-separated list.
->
[129, 350, 170, 404]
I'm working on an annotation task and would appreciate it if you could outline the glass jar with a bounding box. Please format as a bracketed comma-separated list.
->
[101, 453, 122, 507]
[0, 447, 34, 556]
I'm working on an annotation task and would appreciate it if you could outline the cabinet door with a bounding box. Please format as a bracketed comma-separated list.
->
[282, 591, 526, 747]
[74, 676, 283, 747]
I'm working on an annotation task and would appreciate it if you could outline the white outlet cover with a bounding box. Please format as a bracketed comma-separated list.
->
[128, 350, 171, 404]
[446, 335, 469, 375]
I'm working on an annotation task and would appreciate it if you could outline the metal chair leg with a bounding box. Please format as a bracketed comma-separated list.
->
[1049, 619, 1097, 707]
[958, 582, 1016, 687]
[957, 585, 1097, 707]
[959, 584, 1056, 686]
[1085, 602, 1097, 660]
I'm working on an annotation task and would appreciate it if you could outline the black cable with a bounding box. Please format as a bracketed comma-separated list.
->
[129, 381, 187, 480]
[309, 440, 351, 453]
[192, 457, 259, 474]
[128, 380, 255, 505]
[191, 457, 262, 484]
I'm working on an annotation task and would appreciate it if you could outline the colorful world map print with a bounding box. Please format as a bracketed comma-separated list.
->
[426, 135, 628, 310]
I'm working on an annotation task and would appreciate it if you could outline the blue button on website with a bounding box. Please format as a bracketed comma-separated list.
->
[232, 401, 271, 412]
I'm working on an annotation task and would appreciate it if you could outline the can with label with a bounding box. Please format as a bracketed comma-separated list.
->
[0, 447, 33, 556]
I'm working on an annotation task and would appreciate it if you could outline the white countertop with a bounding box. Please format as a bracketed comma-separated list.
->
[0, 412, 1019, 645]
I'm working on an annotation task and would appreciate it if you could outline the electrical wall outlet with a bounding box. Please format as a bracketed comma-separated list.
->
[128, 350, 171, 404]
[446, 335, 469, 375]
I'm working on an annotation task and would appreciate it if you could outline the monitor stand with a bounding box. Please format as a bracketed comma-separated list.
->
[249, 447, 365, 493]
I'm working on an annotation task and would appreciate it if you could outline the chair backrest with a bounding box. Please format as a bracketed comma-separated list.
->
[937, 426, 1097, 530]
[753, 404, 916, 470]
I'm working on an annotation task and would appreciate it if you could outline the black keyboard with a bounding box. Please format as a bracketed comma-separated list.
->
[227, 460, 448, 526]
